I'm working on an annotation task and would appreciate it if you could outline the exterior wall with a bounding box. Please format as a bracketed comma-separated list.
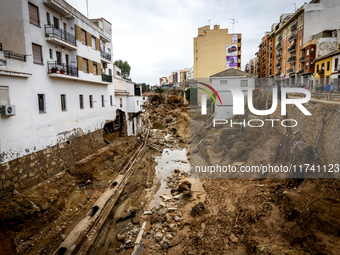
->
[211, 76, 255, 119]
[0, 0, 114, 164]
[303, 0, 340, 44]
[315, 37, 338, 58]
[194, 25, 242, 79]
[0, 129, 105, 191]
[314, 56, 333, 84]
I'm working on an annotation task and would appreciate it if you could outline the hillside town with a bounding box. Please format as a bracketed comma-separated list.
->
[0, 0, 340, 255]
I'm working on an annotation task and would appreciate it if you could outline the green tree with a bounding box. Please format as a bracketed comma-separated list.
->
[114, 60, 131, 80]
[140, 83, 151, 92]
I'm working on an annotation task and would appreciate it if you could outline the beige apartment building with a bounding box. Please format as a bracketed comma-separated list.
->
[194, 25, 242, 79]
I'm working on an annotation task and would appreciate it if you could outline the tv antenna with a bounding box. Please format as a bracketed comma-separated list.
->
[86, 0, 89, 18]
[208, 19, 211, 27]
[230, 19, 239, 33]
[293, 3, 296, 12]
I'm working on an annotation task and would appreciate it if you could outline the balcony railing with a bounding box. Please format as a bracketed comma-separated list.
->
[288, 44, 296, 52]
[288, 56, 296, 63]
[291, 22, 298, 31]
[276, 62, 281, 68]
[278, 34, 282, 41]
[45, 25, 76, 46]
[47, 61, 78, 77]
[3, 50, 26, 61]
[275, 72, 281, 77]
[276, 53, 282, 59]
[289, 33, 297, 41]
[102, 73, 112, 82]
[288, 67, 295, 73]
[299, 56, 305, 62]
[298, 69, 304, 74]
[100, 50, 111, 61]
[276, 42, 282, 50]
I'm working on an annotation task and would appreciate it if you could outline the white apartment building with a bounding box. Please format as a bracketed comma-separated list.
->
[0, 0, 122, 164]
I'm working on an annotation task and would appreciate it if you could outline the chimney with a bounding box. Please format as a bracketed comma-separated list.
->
[214, 25, 220, 30]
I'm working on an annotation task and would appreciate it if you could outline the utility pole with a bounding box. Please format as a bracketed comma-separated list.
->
[230, 19, 239, 33]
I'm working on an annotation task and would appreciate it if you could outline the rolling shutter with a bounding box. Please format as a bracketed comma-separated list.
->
[29, 3, 39, 26]
[32, 44, 42, 64]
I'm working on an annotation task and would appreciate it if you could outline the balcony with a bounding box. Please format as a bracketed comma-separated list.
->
[289, 33, 297, 41]
[45, 25, 77, 50]
[47, 61, 78, 76]
[299, 56, 305, 62]
[276, 42, 282, 50]
[275, 72, 281, 77]
[298, 69, 304, 74]
[288, 44, 296, 52]
[276, 53, 282, 59]
[100, 50, 111, 63]
[288, 56, 296, 63]
[276, 62, 281, 68]
[318, 69, 324, 76]
[101, 73, 112, 82]
[278, 34, 282, 41]
[291, 21, 298, 31]
[288, 67, 295, 73]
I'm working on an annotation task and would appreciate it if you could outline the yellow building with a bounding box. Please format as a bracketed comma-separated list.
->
[194, 25, 242, 79]
[179, 70, 187, 82]
[314, 55, 333, 86]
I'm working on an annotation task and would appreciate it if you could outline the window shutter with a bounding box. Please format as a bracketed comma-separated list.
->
[86, 32, 92, 47]
[77, 56, 83, 71]
[88, 60, 93, 73]
[29, 3, 39, 26]
[32, 44, 42, 64]
[97, 63, 101, 75]
[81, 30, 86, 44]
[96, 38, 100, 51]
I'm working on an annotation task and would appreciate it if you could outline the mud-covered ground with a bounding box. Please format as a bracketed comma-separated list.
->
[1, 90, 340, 255]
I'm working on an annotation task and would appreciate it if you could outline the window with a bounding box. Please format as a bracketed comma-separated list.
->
[83, 58, 88, 73]
[101, 95, 105, 107]
[89, 95, 93, 108]
[317, 64, 319, 72]
[306, 62, 309, 70]
[38, 94, 45, 113]
[110, 95, 113, 106]
[311, 48, 314, 56]
[120, 98, 123, 108]
[81, 29, 87, 44]
[53, 17, 59, 29]
[241, 80, 248, 87]
[46, 12, 51, 25]
[306, 49, 309, 56]
[49, 49, 53, 59]
[300, 38, 302, 46]
[93, 62, 97, 75]
[28, 2, 39, 26]
[32, 43, 42, 64]
[220, 80, 227, 84]
[335, 58, 339, 70]
[56, 51, 61, 64]
[61, 94, 66, 111]
[0, 86, 9, 106]
[311, 63, 314, 70]
[327, 61, 330, 71]
[92, 36, 96, 50]
[326, 76, 329, 84]
[79, 95, 84, 109]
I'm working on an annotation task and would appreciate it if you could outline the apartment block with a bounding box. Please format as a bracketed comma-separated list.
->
[0, 0, 142, 191]
[255, 0, 340, 88]
[194, 25, 242, 79]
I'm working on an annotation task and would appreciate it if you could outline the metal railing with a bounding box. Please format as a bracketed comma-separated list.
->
[47, 61, 78, 77]
[45, 25, 76, 46]
[288, 56, 296, 63]
[3, 50, 26, 61]
[276, 62, 281, 67]
[278, 34, 282, 41]
[276, 42, 282, 50]
[100, 50, 111, 61]
[101, 73, 112, 82]
[288, 67, 295, 73]
[318, 70, 324, 75]
[299, 56, 305, 62]
[288, 44, 296, 52]
[298, 69, 304, 74]
[289, 33, 297, 41]
[291, 22, 297, 31]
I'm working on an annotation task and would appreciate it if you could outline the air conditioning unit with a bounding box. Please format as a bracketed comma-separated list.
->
[1, 105, 16, 117]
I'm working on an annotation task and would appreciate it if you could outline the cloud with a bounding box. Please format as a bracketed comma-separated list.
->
[66, 0, 306, 85]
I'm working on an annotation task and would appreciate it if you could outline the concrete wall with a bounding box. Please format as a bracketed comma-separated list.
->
[303, 0, 340, 43]
[0, 129, 105, 191]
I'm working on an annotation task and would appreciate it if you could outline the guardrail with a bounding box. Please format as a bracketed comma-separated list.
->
[47, 61, 78, 77]
[45, 25, 76, 46]
[3, 50, 26, 61]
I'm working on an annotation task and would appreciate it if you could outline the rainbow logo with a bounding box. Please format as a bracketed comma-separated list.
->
[197, 82, 223, 106]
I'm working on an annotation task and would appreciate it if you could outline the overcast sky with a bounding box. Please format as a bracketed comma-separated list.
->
[66, 0, 307, 85]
